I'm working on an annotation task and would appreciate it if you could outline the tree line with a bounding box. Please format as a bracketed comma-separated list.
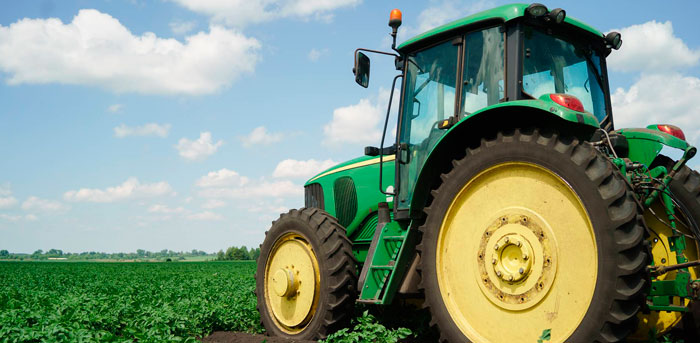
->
[0, 249, 210, 261]
[215, 246, 260, 261]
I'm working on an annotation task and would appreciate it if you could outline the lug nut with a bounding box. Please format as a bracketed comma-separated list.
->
[507, 275, 514, 281]
[522, 254, 529, 260]
[494, 244, 499, 250]
[496, 271, 502, 277]
[519, 268, 524, 274]
[504, 237, 509, 243]
[516, 241, 522, 247]
[492, 258, 497, 265]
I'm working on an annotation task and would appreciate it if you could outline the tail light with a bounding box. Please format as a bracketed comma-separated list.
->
[656, 124, 686, 140]
[550, 94, 584, 112]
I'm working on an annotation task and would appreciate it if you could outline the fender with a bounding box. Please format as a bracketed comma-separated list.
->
[616, 127, 690, 167]
[408, 99, 600, 217]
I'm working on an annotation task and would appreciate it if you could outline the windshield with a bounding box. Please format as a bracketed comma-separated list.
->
[522, 25, 607, 123]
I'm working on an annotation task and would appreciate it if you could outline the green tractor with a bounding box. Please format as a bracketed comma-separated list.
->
[255, 3, 700, 342]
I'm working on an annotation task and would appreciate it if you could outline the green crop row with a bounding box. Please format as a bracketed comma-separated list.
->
[0, 261, 263, 342]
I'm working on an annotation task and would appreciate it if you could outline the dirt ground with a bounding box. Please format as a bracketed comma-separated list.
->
[202, 332, 434, 343]
[202, 332, 318, 343]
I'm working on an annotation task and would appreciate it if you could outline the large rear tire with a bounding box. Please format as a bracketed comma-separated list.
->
[255, 208, 357, 340]
[630, 165, 700, 340]
[418, 128, 648, 342]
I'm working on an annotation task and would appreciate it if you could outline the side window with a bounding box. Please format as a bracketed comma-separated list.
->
[462, 26, 505, 114]
[398, 40, 459, 207]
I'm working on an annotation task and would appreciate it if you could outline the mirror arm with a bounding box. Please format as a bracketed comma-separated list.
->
[353, 48, 400, 76]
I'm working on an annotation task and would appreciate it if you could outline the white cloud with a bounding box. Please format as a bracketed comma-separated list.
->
[114, 123, 171, 138]
[323, 89, 398, 145]
[176, 132, 223, 161]
[0, 196, 17, 209]
[169, 20, 196, 35]
[202, 199, 226, 209]
[272, 158, 337, 179]
[186, 211, 223, 221]
[171, 0, 360, 28]
[148, 204, 185, 214]
[198, 180, 302, 199]
[608, 21, 700, 73]
[196, 168, 249, 187]
[308, 48, 328, 62]
[21, 196, 68, 212]
[64, 177, 175, 203]
[240, 126, 283, 147]
[612, 73, 700, 146]
[0, 10, 261, 95]
[0, 214, 37, 222]
[107, 104, 123, 113]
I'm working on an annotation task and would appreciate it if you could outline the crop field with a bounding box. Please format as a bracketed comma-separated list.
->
[0, 261, 262, 342]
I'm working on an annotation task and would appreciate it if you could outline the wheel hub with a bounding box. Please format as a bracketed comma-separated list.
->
[272, 267, 299, 298]
[476, 212, 558, 311]
[491, 234, 533, 283]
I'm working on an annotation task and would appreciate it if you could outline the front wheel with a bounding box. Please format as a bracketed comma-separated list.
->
[418, 129, 648, 342]
[255, 208, 357, 340]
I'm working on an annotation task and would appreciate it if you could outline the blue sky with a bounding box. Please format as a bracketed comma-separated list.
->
[1, 0, 699, 253]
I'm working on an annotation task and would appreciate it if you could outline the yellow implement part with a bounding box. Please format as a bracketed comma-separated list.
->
[264, 233, 320, 333]
[629, 200, 699, 340]
[437, 162, 597, 342]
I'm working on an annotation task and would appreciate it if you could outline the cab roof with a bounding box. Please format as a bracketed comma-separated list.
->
[397, 3, 603, 51]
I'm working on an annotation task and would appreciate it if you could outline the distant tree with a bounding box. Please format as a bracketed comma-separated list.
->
[225, 247, 235, 260]
[251, 248, 261, 261]
[216, 250, 225, 261]
[0, 250, 8, 257]
[233, 246, 249, 260]
[136, 249, 146, 257]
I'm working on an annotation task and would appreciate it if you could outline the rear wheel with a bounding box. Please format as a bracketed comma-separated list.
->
[418, 129, 648, 342]
[255, 208, 357, 339]
[631, 166, 700, 340]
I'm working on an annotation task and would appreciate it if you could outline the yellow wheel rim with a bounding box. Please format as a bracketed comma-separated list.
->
[437, 162, 597, 343]
[630, 200, 699, 340]
[264, 233, 320, 333]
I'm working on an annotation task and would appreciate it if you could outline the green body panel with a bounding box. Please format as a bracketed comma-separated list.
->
[398, 3, 602, 51]
[304, 155, 395, 261]
[616, 128, 689, 167]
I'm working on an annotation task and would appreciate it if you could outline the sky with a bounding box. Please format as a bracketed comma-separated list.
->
[1, 0, 699, 254]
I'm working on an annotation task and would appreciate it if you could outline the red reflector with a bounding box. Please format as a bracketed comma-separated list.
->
[657, 124, 686, 140]
[549, 94, 584, 112]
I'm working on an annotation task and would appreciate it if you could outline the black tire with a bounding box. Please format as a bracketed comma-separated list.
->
[255, 208, 357, 340]
[417, 128, 649, 342]
[669, 166, 700, 339]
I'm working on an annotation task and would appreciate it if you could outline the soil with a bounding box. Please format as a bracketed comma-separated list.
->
[202, 332, 317, 343]
[202, 331, 435, 343]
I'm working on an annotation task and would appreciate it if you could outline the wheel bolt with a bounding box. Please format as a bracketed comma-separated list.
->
[507, 275, 514, 281]
[522, 254, 528, 260]
[504, 237, 509, 243]
[494, 244, 499, 250]
[496, 271, 502, 277]
[492, 258, 497, 265]
[516, 241, 522, 247]
[519, 268, 524, 274]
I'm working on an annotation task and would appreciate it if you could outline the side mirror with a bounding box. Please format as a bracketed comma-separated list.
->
[354, 52, 370, 88]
